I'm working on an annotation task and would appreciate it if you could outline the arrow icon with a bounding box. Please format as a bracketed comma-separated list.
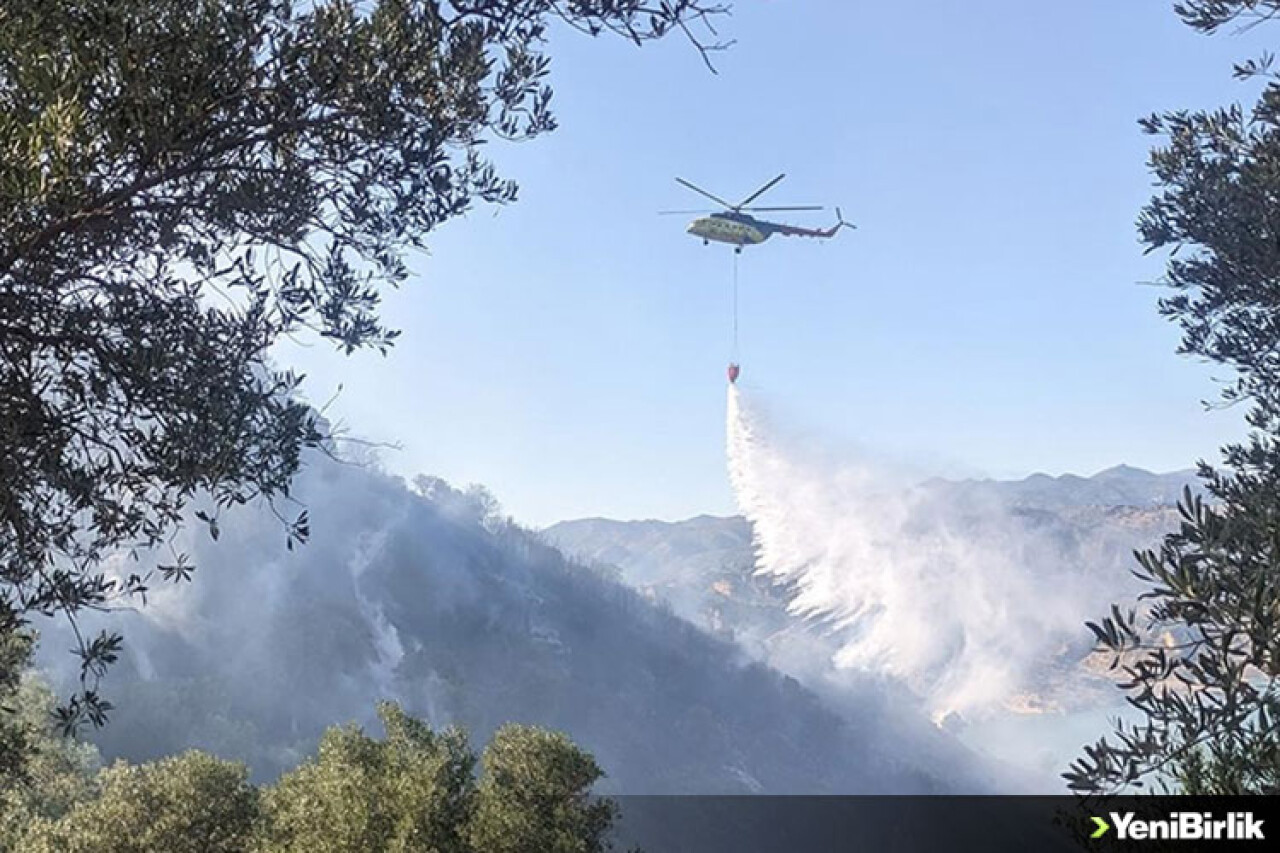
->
[1091, 816, 1111, 838]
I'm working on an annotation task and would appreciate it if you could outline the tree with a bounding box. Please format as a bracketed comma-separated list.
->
[2, 703, 621, 851]
[257, 701, 477, 852]
[1065, 0, 1280, 794]
[0, 631, 35, 781]
[18, 751, 257, 853]
[468, 725, 617, 853]
[0, 0, 729, 736]
[257, 702, 620, 852]
[0, 661, 100, 848]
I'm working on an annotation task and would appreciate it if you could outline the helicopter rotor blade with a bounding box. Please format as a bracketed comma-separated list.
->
[674, 177, 735, 210]
[741, 205, 824, 212]
[658, 209, 716, 215]
[736, 173, 787, 209]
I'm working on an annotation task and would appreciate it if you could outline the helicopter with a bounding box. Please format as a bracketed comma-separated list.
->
[662, 173, 854, 253]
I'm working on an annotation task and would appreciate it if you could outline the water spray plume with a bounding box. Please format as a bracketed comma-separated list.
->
[726, 385, 1113, 722]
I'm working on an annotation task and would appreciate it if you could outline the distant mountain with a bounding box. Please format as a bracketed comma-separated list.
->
[546, 505, 1179, 669]
[36, 460, 987, 795]
[546, 466, 1198, 595]
[922, 464, 1201, 509]
[544, 466, 1195, 723]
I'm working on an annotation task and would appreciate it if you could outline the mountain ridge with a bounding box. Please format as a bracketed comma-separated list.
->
[546, 465, 1201, 532]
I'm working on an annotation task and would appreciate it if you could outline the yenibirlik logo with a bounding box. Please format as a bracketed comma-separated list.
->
[1091, 812, 1265, 842]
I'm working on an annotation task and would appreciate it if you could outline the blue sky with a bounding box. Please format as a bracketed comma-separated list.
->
[276, 1, 1272, 527]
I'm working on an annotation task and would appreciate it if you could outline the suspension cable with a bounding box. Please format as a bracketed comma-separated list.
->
[731, 249, 740, 359]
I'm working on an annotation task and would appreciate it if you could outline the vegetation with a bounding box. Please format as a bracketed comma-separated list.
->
[2, 693, 617, 852]
[258, 702, 476, 853]
[468, 725, 617, 853]
[0, 632, 35, 781]
[0, 2, 731, 846]
[20, 752, 259, 853]
[1066, 0, 1280, 794]
[1, 638, 100, 850]
[0, 0, 728, 739]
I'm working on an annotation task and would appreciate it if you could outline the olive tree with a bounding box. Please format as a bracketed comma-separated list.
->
[0, 0, 728, 738]
[257, 702, 477, 852]
[19, 752, 257, 853]
[468, 724, 617, 853]
[1066, 0, 1280, 794]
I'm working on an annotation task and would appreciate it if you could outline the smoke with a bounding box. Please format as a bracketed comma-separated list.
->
[348, 504, 411, 699]
[28, 450, 992, 793]
[31, 458, 452, 779]
[726, 385, 1119, 722]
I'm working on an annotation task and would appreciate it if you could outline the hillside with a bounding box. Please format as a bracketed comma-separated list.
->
[32, 457, 988, 795]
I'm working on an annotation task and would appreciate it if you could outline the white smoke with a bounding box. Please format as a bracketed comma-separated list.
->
[347, 504, 410, 699]
[726, 385, 1113, 722]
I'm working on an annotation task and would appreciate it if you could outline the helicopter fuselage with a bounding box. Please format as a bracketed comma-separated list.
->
[686, 211, 771, 247]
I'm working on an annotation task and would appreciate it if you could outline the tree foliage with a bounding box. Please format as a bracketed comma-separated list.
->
[0, 0, 728, 736]
[468, 725, 616, 853]
[1066, 0, 1280, 794]
[18, 751, 255, 853]
[0, 631, 35, 781]
[3, 702, 620, 852]
[258, 701, 477, 853]
[0, 660, 100, 846]
[2, 633, 99, 823]
[260, 706, 617, 852]
[1175, 0, 1280, 34]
